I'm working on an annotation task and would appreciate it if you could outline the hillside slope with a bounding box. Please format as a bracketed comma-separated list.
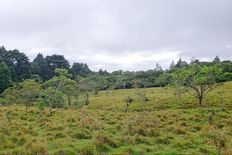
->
[0, 82, 232, 154]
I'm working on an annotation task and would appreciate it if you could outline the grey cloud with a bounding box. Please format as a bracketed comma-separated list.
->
[0, 0, 231, 71]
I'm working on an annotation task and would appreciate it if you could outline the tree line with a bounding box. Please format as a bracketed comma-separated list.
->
[0, 45, 232, 95]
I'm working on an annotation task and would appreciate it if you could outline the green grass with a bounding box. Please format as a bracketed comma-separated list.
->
[1, 82, 232, 154]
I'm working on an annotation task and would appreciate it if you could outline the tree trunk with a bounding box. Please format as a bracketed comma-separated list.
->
[50, 107, 52, 115]
[199, 96, 203, 107]
[125, 103, 129, 112]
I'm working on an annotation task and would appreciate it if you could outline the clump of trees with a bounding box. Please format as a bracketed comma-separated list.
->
[0, 68, 95, 113]
[1, 46, 232, 94]
[0, 45, 232, 112]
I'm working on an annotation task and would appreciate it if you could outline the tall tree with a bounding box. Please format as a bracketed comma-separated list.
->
[3, 49, 31, 81]
[71, 63, 92, 77]
[155, 63, 163, 71]
[176, 58, 188, 68]
[213, 56, 221, 63]
[45, 55, 70, 77]
[32, 53, 50, 80]
[169, 61, 175, 70]
[0, 57, 11, 93]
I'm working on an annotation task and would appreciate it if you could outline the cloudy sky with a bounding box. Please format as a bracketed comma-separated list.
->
[0, 0, 232, 71]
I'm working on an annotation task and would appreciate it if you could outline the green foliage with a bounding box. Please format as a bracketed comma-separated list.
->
[43, 87, 65, 109]
[44, 69, 78, 108]
[0, 47, 31, 81]
[0, 58, 11, 93]
[54, 68, 72, 78]
[31, 53, 50, 81]
[172, 64, 222, 106]
[36, 99, 47, 112]
[19, 80, 42, 111]
[1, 45, 232, 94]
[154, 72, 172, 87]
[71, 62, 92, 77]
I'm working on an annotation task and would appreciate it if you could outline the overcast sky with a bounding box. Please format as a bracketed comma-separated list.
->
[0, 0, 232, 71]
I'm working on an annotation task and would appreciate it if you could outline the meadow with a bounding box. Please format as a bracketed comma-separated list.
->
[0, 82, 232, 154]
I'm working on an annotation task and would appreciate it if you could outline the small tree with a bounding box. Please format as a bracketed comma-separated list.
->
[172, 64, 222, 107]
[172, 71, 186, 104]
[124, 96, 134, 112]
[0, 96, 7, 106]
[19, 80, 42, 112]
[83, 93, 89, 105]
[78, 79, 95, 105]
[0, 58, 11, 93]
[36, 98, 47, 113]
[71, 86, 80, 106]
[42, 87, 65, 115]
[137, 90, 149, 111]
[44, 68, 77, 109]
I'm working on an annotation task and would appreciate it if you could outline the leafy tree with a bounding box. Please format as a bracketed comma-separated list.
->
[32, 53, 51, 81]
[172, 70, 186, 104]
[3, 49, 31, 81]
[44, 68, 77, 108]
[169, 60, 175, 70]
[83, 93, 90, 105]
[78, 78, 97, 105]
[155, 63, 163, 71]
[98, 69, 109, 76]
[54, 68, 72, 78]
[45, 55, 70, 77]
[213, 56, 221, 63]
[137, 90, 149, 111]
[0, 57, 11, 93]
[42, 87, 66, 114]
[154, 73, 172, 87]
[190, 57, 200, 65]
[172, 64, 222, 107]
[1, 83, 20, 105]
[175, 58, 188, 68]
[19, 80, 42, 112]
[71, 63, 92, 77]
[0, 94, 8, 106]
[36, 98, 47, 113]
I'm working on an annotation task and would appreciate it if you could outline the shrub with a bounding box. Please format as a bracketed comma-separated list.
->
[25, 141, 47, 154]
[124, 96, 134, 112]
[79, 144, 94, 155]
[209, 127, 227, 154]
[93, 131, 118, 152]
[72, 130, 91, 139]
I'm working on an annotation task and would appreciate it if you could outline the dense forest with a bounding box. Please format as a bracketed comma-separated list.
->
[0, 46, 232, 94]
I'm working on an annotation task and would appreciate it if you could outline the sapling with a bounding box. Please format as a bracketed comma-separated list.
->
[124, 96, 134, 112]
[137, 90, 149, 111]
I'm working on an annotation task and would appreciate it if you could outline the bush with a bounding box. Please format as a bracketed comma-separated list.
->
[72, 130, 91, 139]
[25, 141, 47, 154]
[79, 144, 94, 155]
[93, 131, 118, 152]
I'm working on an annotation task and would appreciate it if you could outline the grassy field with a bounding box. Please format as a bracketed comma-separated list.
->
[0, 82, 232, 154]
